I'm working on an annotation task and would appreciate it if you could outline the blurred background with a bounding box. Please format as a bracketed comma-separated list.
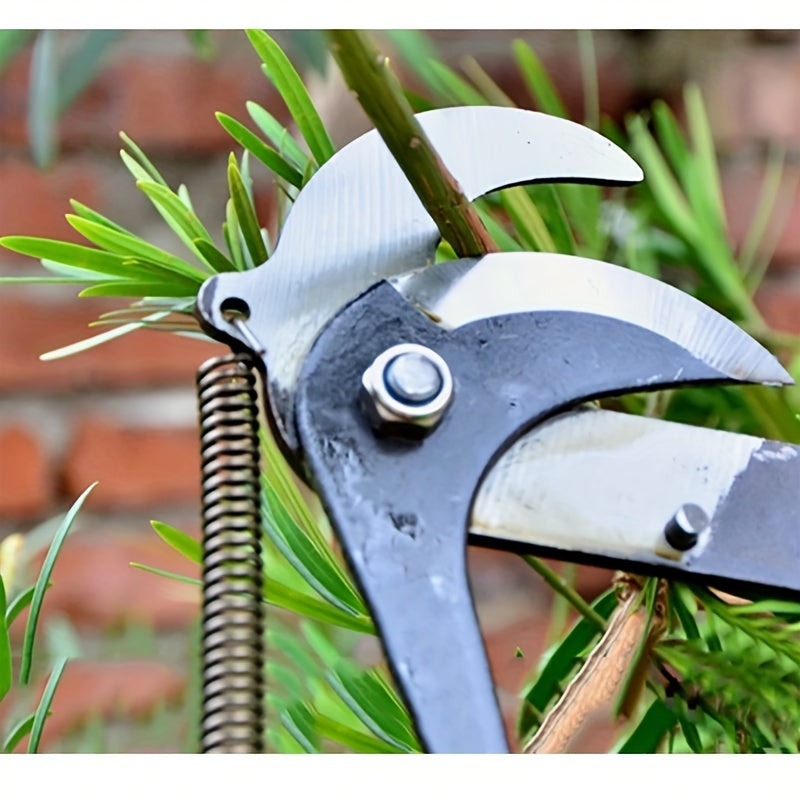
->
[1, 29, 799, 752]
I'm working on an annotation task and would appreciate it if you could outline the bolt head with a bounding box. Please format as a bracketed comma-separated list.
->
[360, 343, 454, 438]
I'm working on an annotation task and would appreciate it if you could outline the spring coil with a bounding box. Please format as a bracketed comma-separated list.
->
[197, 352, 264, 753]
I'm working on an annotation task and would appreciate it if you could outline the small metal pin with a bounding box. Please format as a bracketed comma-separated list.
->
[220, 297, 265, 356]
[664, 503, 709, 552]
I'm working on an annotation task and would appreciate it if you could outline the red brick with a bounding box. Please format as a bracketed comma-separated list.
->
[755, 276, 800, 335]
[22, 659, 185, 752]
[703, 48, 800, 151]
[0, 295, 225, 393]
[0, 158, 101, 242]
[25, 532, 200, 631]
[0, 36, 283, 155]
[0, 425, 51, 517]
[722, 161, 800, 267]
[63, 418, 203, 512]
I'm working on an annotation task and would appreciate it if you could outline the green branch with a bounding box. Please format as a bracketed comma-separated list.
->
[327, 30, 497, 258]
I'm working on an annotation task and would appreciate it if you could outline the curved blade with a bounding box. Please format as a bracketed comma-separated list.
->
[471, 407, 800, 597]
[393, 253, 792, 386]
[196, 107, 643, 450]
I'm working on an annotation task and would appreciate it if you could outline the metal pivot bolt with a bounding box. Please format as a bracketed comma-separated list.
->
[664, 503, 709, 552]
[360, 343, 454, 437]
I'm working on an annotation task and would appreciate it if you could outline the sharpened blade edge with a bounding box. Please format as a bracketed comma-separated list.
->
[394, 254, 792, 387]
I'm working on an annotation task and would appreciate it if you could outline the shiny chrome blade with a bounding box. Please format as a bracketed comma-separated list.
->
[196, 107, 643, 451]
[471, 407, 800, 596]
[393, 253, 792, 386]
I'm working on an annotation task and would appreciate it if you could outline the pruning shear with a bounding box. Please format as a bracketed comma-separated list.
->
[194, 106, 799, 754]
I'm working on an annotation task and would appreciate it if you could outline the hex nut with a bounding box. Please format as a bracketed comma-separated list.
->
[360, 343, 454, 438]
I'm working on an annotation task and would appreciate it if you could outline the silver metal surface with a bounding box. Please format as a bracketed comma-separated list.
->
[196, 106, 644, 451]
[394, 253, 793, 386]
[361, 343, 454, 433]
[385, 352, 444, 404]
[470, 407, 757, 564]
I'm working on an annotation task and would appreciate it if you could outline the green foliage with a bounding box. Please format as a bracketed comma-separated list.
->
[0, 489, 94, 751]
[3, 29, 800, 753]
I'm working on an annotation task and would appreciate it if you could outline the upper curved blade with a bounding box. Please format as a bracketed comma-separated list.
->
[393, 253, 792, 386]
[196, 106, 643, 451]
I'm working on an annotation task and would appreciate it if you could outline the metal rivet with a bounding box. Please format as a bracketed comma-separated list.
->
[664, 503, 709, 552]
[360, 343, 454, 437]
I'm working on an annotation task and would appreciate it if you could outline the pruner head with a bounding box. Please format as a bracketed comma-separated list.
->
[195, 106, 644, 457]
[194, 104, 797, 753]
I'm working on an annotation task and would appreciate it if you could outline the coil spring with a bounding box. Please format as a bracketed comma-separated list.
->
[197, 352, 264, 753]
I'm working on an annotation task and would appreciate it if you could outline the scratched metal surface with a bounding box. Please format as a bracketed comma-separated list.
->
[196, 106, 643, 450]
[472, 406, 800, 597]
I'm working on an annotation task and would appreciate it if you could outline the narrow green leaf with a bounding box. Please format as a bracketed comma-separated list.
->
[190, 239, 239, 273]
[227, 154, 268, 265]
[675, 696, 703, 753]
[669, 583, 701, 640]
[69, 200, 133, 235]
[246, 30, 334, 165]
[651, 100, 691, 186]
[129, 562, 200, 586]
[3, 713, 37, 754]
[262, 481, 365, 615]
[460, 56, 515, 107]
[246, 101, 311, 173]
[616, 698, 677, 753]
[501, 186, 556, 252]
[222, 202, 246, 270]
[129, 562, 374, 634]
[427, 61, 486, 106]
[280, 702, 319, 752]
[0, 276, 93, 285]
[217, 113, 304, 187]
[685, 83, 726, 232]
[66, 215, 208, 282]
[39, 312, 169, 361]
[27, 30, 58, 168]
[0, 237, 134, 277]
[627, 114, 697, 241]
[512, 39, 567, 118]
[27, 657, 68, 753]
[120, 131, 168, 186]
[5, 584, 37, 628]
[58, 31, 121, 112]
[315, 713, 405, 754]
[475, 203, 523, 252]
[326, 663, 419, 752]
[136, 180, 218, 253]
[78, 279, 198, 298]
[0, 576, 11, 702]
[20, 484, 96, 684]
[150, 521, 202, 564]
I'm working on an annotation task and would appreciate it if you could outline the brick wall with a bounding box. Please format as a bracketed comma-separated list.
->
[1, 29, 799, 752]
